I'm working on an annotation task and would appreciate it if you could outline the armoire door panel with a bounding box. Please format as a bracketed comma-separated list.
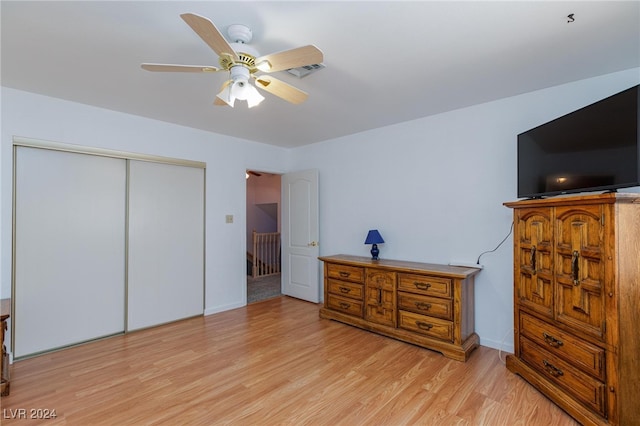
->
[554, 206, 605, 339]
[516, 209, 553, 317]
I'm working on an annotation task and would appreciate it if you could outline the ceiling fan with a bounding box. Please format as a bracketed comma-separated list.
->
[141, 13, 324, 108]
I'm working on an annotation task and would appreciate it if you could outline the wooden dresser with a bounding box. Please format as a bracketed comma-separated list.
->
[504, 193, 640, 426]
[1, 298, 10, 396]
[319, 255, 481, 361]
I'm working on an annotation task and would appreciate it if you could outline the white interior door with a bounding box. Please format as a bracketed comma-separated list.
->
[281, 169, 320, 302]
[13, 147, 126, 358]
[127, 160, 205, 331]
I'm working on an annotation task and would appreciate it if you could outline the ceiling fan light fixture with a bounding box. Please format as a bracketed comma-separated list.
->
[218, 66, 264, 108]
[232, 79, 264, 107]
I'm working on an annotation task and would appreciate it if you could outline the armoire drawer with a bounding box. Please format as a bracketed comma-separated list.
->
[327, 294, 363, 317]
[398, 274, 452, 298]
[520, 311, 605, 380]
[326, 263, 365, 283]
[397, 292, 452, 321]
[398, 310, 453, 342]
[520, 337, 606, 417]
[327, 279, 364, 300]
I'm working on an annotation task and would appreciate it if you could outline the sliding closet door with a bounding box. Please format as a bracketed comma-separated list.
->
[127, 160, 205, 331]
[14, 147, 126, 358]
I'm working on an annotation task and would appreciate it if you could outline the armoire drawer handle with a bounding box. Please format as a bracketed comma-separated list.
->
[415, 302, 432, 311]
[339, 302, 351, 309]
[543, 332, 564, 348]
[542, 359, 564, 377]
[414, 282, 432, 290]
[416, 321, 434, 330]
[339, 272, 351, 278]
[339, 287, 351, 294]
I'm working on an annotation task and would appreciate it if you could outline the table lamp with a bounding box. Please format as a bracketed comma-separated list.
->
[364, 229, 385, 260]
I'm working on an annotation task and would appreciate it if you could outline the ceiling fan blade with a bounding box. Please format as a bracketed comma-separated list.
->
[180, 13, 239, 61]
[257, 45, 323, 73]
[141, 63, 219, 73]
[254, 76, 309, 104]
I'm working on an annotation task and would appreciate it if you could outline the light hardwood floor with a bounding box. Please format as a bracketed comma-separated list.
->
[2, 296, 578, 425]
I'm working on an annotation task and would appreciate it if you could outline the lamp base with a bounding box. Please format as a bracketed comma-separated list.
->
[370, 244, 380, 260]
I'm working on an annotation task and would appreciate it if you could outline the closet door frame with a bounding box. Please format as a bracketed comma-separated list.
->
[11, 137, 206, 358]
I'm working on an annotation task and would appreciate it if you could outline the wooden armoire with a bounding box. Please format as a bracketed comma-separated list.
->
[504, 193, 639, 426]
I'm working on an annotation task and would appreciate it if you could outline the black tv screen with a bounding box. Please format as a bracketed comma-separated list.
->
[517, 84, 640, 198]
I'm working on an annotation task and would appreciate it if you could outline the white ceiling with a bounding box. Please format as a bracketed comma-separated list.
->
[2, 1, 639, 148]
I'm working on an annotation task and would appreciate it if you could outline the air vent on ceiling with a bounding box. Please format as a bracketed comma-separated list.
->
[286, 63, 325, 78]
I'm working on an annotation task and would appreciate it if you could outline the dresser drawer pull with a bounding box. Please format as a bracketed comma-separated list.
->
[542, 359, 564, 377]
[339, 302, 351, 309]
[339, 272, 351, 278]
[542, 332, 564, 348]
[414, 282, 432, 290]
[416, 321, 434, 330]
[339, 287, 351, 294]
[415, 302, 432, 311]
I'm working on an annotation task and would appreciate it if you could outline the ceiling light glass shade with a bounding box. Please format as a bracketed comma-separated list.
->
[216, 83, 235, 107]
[244, 84, 265, 108]
[217, 66, 265, 108]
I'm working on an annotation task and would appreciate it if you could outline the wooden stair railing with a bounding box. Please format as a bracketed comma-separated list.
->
[251, 231, 281, 278]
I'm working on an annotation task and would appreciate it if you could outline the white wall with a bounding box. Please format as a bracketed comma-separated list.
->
[1, 87, 290, 318]
[290, 68, 640, 352]
[2, 68, 639, 355]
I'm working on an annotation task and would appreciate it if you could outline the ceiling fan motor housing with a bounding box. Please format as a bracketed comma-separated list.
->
[227, 24, 252, 44]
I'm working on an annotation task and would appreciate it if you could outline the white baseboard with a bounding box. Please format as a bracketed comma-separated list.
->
[204, 301, 244, 316]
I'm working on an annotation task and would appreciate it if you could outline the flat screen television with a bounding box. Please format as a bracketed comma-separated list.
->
[517, 84, 640, 198]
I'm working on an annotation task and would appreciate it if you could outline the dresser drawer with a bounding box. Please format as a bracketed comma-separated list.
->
[326, 263, 365, 283]
[520, 312, 605, 380]
[398, 274, 452, 298]
[327, 294, 363, 317]
[328, 279, 363, 300]
[398, 310, 453, 342]
[520, 337, 606, 417]
[398, 292, 452, 321]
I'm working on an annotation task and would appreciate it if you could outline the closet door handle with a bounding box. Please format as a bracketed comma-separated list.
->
[572, 250, 580, 285]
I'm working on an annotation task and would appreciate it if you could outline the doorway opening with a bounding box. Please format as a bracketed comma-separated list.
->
[246, 170, 282, 303]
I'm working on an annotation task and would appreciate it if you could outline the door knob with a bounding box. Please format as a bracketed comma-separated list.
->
[308, 241, 318, 247]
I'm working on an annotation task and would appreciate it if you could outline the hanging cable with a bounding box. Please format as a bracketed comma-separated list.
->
[476, 221, 514, 264]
